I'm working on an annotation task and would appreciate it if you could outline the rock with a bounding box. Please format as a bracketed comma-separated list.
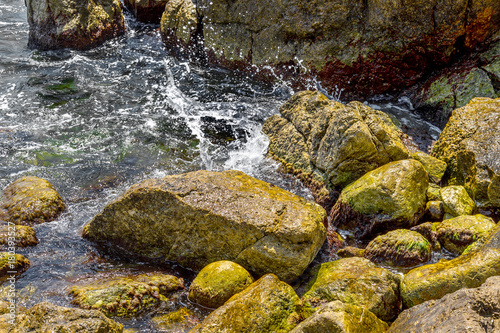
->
[402, 223, 500, 307]
[433, 97, 500, 207]
[0, 224, 38, 249]
[0, 300, 26, 315]
[436, 214, 496, 254]
[69, 273, 184, 317]
[427, 184, 441, 201]
[0, 302, 123, 332]
[190, 274, 307, 333]
[151, 307, 199, 332]
[440, 185, 476, 218]
[303, 257, 401, 321]
[1, 176, 65, 225]
[411, 222, 441, 251]
[26, 0, 126, 50]
[83, 170, 326, 282]
[0, 252, 30, 279]
[289, 301, 389, 333]
[188, 260, 254, 309]
[262, 91, 408, 207]
[364, 229, 432, 267]
[424, 200, 444, 221]
[389, 276, 500, 333]
[123, 0, 168, 23]
[411, 151, 447, 184]
[337, 246, 365, 258]
[330, 160, 428, 239]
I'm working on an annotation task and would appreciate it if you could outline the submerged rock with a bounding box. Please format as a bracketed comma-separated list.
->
[83, 170, 326, 282]
[440, 185, 476, 219]
[188, 260, 254, 309]
[190, 274, 307, 333]
[123, 0, 168, 23]
[303, 257, 401, 321]
[150, 307, 199, 332]
[330, 160, 428, 239]
[26, 0, 125, 50]
[0, 224, 38, 249]
[0, 252, 30, 279]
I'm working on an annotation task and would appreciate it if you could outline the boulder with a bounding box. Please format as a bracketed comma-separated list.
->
[402, 223, 500, 307]
[436, 214, 496, 254]
[289, 301, 389, 333]
[364, 229, 432, 267]
[1, 176, 65, 225]
[389, 276, 500, 333]
[188, 260, 254, 309]
[190, 274, 307, 333]
[433, 97, 500, 207]
[262, 91, 408, 207]
[0, 252, 30, 279]
[410, 151, 447, 184]
[330, 160, 428, 239]
[411, 222, 441, 251]
[440, 185, 476, 219]
[336, 246, 365, 259]
[83, 170, 326, 282]
[26, 0, 125, 50]
[123, 0, 168, 23]
[0, 224, 38, 249]
[69, 273, 184, 317]
[426, 184, 441, 201]
[424, 200, 444, 221]
[150, 307, 199, 332]
[302, 257, 401, 321]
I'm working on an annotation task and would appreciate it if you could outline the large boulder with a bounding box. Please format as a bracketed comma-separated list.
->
[402, 224, 500, 307]
[123, 0, 168, 23]
[83, 170, 326, 282]
[389, 276, 500, 333]
[190, 274, 306, 333]
[440, 185, 476, 219]
[26, 0, 125, 50]
[330, 160, 428, 239]
[433, 97, 500, 207]
[262, 91, 408, 207]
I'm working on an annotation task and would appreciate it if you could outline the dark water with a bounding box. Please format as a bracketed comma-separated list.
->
[0, 0, 442, 331]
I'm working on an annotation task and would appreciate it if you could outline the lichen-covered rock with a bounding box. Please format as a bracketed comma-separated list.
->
[424, 200, 444, 221]
[26, 0, 125, 50]
[436, 214, 496, 254]
[0, 302, 123, 333]
[433, 97, 500, 207]
[262, 91, 408, 207]
[1, 176, 65, 225]
[123, 0, 168, 23]
[303, 257, 401, 321]
[402, 224, 500, 307]
[411, 222, 441, 251]
[411, 151, 447, 184]
[440, 185, 476, 218]
[427, 184, 441, 201]
[0, 252, 30, 279]
[69, 273, 184, 317]
[289, 301, 389, 333]
[337, 246, 365, 259]
[83, 170, 326, 282]
[390, 276, 500, 333]
[364, 229, 432, 267]
[188, 260, 254, 309]
[330, 160, 428, 239]
[0, 224, 38, 249]
[190, 274, 307, 333]
[151, 307, 199, 332]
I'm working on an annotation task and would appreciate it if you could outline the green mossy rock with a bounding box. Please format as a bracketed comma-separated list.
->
[151, 307, 199, 332]
[303, 257, 401, 321]
[424, 200, 444, 221]
[0, 252, 30, 279]
[188, 260, 254, 309]
[330, 160, 428, 239]
[433, 97, 500, 207]
[289, 301, 389, 333]
[402, 223, 500, 308]
[411, 222, 441, 251]
[364, 229, 431, 267]
[426, 184, 441, 201]
[440, 185, 476, 218]
[436, 214, 496, 254]
[262, 91, 408, 205]
[123, 0, 168, 23]
[1, 176, 65, 225]
[411, 151, 447, 184]
[83, 170, 326, 283]
[0, 224, 38, 249]
[337, 246, 365, 258]
[190, 274, 306, 333]
[0, 302, 123, 333]
[69, 273, 184, 317]
[26, 0, 125, 50]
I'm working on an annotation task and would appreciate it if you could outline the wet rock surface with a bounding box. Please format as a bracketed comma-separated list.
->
[0, 224, 38, 249]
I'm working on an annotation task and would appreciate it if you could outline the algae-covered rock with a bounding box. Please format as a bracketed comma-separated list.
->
[1, 176, 65, 225]
[424, 200, 444, 221]
[0, 301, 123, 332]
[151, 307, 199, 332]
[289, 301, 389, 333]
[402, 223, 500, 307]
[190, 274, 306, 333]
[262, 91, 408, 206]
[330, 160, 428, 239]
[0, 300, 26, 316]
[69, 273, 184, 317]
[426, 184, 441, 201]
[26, 0, 125, 50]
[83, 170, 326, 282]
[337, 246, 365, 259]
[390, 276, 500, 332]
[411, 151, 447, 184]
[303, 257, 401, 321]
[0, 252, 30, 279]
[436, 214, 496, 254]
[0, 224, 38, 249]
[123, 0, 168, 23]
[188, 260, 254, 309]
[433, 97, 500, 207]
[411, 222, 441, 251]
[364, 229, 431, 267]
[440, 185, 476, 218]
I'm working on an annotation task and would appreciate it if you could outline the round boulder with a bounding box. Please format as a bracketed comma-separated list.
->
[440, 185, 476, 219]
